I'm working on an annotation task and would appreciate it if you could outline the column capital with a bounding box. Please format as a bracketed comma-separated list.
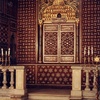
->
[39, 19, 43, 25]
[71, 65, 82, 70]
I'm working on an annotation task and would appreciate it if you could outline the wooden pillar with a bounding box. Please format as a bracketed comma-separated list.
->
[76, 19, 79, 63]
[38, 19, 43, 63]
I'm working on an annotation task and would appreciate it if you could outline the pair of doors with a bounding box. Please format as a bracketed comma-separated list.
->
[43, 23, 76, 63]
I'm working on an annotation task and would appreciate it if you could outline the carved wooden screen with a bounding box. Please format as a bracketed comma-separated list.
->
[60, 23, 76, 63]
[43, 24, 58, 63]
[43, 23, 76, 63]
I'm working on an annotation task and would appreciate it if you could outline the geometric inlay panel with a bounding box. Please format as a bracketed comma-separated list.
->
[26, 65, 35, 84]
[44, 32, 58, 55]
[37, 65, 72, 85]
[61, 32, 74, 55]
[25, 64, 94, 87]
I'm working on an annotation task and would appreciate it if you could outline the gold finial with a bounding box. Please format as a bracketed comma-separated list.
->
[94, 56, 99, 63]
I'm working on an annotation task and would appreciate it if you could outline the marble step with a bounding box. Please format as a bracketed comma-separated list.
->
[28, 88, 70, 100]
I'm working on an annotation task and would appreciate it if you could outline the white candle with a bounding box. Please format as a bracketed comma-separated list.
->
[8, 48, 10, 56]
[84, 46, 86, 55]
[91, 46, 93, 55]
[1, 48, 3, 56]
[88, 46, 90, 55]
[5, 51, 7, 56]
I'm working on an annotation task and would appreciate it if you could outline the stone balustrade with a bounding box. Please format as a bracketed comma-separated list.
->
[0, 64, 99, 100]
[71, 64, 100, 100]
[0, 65, 27, 100]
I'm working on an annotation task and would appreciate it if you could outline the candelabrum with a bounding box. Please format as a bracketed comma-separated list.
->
[84, 45, 93, 64]
[0, 48, 10, 66]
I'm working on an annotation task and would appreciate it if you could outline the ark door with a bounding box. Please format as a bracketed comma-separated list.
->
[43, 23, 76, 63]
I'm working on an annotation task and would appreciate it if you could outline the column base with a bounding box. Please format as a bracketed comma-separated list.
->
[70, 90, 82, 100]
[71, 90, 82, 97]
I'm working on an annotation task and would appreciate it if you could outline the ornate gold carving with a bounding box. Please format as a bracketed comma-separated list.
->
[38, 0, 79, 22]
[42, 5, 76, 21]
[53, 0, 65, 5]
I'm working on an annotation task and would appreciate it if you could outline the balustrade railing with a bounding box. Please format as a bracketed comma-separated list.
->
[0, 65, 27, 100]
[71, 64, 100, 100]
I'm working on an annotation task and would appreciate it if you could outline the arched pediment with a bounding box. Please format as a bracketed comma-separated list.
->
[38, 0, 79, 23]
[42, 5, 76, 22]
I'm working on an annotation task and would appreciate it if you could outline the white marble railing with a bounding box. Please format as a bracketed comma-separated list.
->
[71, 64, 100, 100]
[0, 66, 27, 99]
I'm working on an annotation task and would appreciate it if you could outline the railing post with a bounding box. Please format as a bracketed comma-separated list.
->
[85, 70, 90, 91]
[2, 68, 7, 89]
[9, 68, 14, 89]
[71, 65, 82, 99]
